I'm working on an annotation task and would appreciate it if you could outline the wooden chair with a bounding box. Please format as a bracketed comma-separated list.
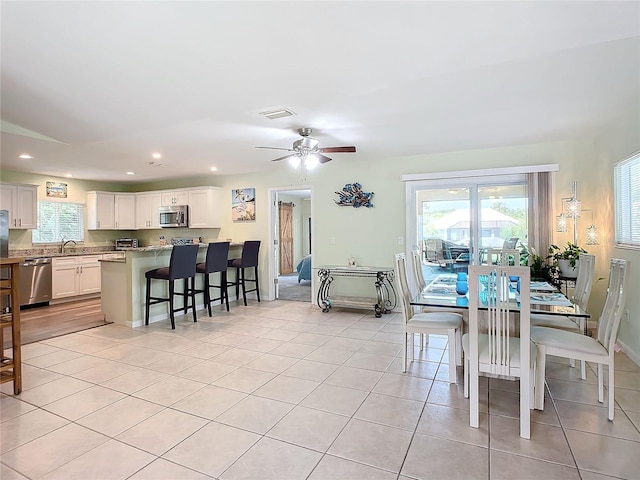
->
[195, 242, 230, 315]
[531, 258, 630, 420]
[463, 265, 534, 439]
[394, 253, 462, 382]
[145, 244, 199, 329]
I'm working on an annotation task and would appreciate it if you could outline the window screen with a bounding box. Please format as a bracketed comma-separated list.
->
[614, 151, 640, 248]
[32, 201, 85, 243]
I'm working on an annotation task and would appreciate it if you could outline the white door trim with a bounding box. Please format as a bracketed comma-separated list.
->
[267, 185, 313, 302]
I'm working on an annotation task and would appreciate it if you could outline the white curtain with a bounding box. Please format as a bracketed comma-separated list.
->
[527, 172, 553, 257]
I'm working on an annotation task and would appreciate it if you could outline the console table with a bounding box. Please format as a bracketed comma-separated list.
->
[314, 265, 397, 317]
[1, 258, 23, 395]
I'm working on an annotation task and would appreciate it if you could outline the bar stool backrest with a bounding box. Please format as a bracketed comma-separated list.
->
[240, 240, 261, 267]
[169, 244, 199, 280]
[205, 242, 230, 273]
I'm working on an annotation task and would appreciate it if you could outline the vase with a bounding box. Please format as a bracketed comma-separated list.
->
[456, 281, 468, 296]
[558, 259, 579, 278]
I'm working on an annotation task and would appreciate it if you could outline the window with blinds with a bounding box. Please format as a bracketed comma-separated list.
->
[614, 151, 640, 248]
[32, 201, 85, 244]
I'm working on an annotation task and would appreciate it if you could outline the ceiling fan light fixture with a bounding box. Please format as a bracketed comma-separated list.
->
[288, 155, 301, 168]
[305, 154, 319, 170]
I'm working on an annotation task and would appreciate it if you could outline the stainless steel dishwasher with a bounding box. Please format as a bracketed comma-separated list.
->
[19, 257, 52, 306]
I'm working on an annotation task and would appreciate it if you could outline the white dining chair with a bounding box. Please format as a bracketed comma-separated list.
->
[531, 258, 630, 420]
[463, 265, 534, 439]
[394, 253, 463, 382]
[411, 249, 427, 293]
[530, 253, 596, 379]
[484, 248, 521, 266]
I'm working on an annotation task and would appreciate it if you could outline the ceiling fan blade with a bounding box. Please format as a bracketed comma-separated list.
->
[256, 146, 294, 152]
[317, 154, 332, 164]
[319, 146, 356, 153]
[271, 154, 295, 162]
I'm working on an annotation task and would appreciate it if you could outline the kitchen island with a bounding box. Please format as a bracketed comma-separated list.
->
[100, 243, 242, 328]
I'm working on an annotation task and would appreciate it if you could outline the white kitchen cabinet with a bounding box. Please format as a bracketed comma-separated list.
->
[135, 192, 162, 229]
[0, 183, 38, 229]
[114, 194, 136, 229]
[86, 192, 115, 230]
[52, 255, 102, 299]
[161, 190, 189, 206]
[188, 187, 223, 228]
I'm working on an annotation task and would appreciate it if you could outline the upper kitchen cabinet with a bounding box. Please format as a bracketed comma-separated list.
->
[87, 192, 115, 229]
[161, 190, 189, 206]
[114, 194, 136, 229]
[0, 183, 38, 229]
[87, 192, 136, 230]
[189, 187, 222, 228]
[135, 192, 162, 229]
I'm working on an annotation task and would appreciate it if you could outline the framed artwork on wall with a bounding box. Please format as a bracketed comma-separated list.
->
[46, 181, 68, 198]
[232, 188, 256, 221]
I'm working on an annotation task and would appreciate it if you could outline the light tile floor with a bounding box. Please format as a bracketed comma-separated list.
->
[2, 300, 639, 479]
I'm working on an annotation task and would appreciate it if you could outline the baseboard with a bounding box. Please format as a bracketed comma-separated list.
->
[616, 339, 640, 367]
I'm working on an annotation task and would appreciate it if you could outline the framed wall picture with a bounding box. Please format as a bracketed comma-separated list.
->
[232, 188, 256, 221]
[46, 181, 68, 198]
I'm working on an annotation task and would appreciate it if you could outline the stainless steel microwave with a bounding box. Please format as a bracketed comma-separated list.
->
[159, 205, 189, 228]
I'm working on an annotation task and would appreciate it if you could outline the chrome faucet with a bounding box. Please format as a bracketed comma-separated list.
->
[61, 239, 77, 254]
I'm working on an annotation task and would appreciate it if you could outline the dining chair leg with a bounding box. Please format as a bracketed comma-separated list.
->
[598, 363, 604, 403]
[534, 344, 546, 410]
[402, 332, 408, 373]
[580, 360, 586, 380]
[456, 329, 463, 366]
[463, 358, 469, 398]
[221, 272, 229, 311]
[183, 278, 189, 314]
[447, 329, 456, 383]
[608, 362, 615, 420]
[254, 265, 260, 302]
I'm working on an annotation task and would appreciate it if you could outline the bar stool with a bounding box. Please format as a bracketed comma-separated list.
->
[227, 240, 261, 306]
[145, 244, 199, 329]
[195, 242, 230, 316]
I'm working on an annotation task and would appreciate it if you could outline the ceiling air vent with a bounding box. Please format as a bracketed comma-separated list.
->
[260, 108, 295, 120]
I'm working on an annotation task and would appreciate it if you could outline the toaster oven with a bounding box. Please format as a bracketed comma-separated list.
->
[115, 238, 139, 249]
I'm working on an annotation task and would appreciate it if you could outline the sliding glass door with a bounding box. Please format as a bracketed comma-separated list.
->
[409, 173, 528, 285]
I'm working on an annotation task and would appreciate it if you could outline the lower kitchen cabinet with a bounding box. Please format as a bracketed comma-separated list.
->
[52, 255, 102, 299]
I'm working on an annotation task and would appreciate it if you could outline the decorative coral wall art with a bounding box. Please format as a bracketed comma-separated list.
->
[232, 188, 256, 221]
[334, 182, 374, 208]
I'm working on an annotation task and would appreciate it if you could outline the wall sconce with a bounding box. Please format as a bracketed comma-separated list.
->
[556, 181, 598, 245]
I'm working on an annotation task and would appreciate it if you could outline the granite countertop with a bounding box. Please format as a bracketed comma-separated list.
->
[118, 242, 244, 252]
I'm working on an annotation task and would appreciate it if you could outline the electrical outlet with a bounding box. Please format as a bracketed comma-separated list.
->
[624, 309, 630, 324]
[397, 236, 404, 245]
[330, 236, 336, 245]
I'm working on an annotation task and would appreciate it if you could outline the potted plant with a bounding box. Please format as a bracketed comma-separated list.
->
[525, 246, 558, 285]
[548, 242, 587, 279]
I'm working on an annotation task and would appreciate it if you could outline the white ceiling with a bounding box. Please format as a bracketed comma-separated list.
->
[2, 1, 639, 183]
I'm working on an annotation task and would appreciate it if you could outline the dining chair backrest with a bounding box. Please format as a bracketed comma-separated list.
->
[394, 253, 415, 324]
[411, 249, 426, 292]
[468, 264, 530, 377]
[572, 253, 595, 310]
[240, 240, 261, 267]
[596, 258, 630, 354]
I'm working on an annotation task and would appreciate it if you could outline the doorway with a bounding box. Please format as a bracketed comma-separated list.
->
[268, 187, 313, 302]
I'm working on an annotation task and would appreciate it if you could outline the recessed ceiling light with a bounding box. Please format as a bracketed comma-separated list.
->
[19, 154, 33, 159]
[126, 171, 135, 175]
[65, 174, 73, 178]
[151, 152, 162, 159]
[210, 167, 218, 172]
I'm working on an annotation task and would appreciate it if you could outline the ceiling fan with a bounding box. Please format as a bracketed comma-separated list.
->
[256, 128, 356, 164]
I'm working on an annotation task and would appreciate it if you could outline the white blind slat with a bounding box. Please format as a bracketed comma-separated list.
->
[32, 202, 85, 243]
[614, 152, 640, 248]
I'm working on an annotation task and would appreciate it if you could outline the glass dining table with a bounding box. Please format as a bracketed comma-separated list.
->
[411, 273, 590, 331]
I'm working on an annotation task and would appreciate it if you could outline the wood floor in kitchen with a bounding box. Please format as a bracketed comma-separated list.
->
[3, 297, 108, 347]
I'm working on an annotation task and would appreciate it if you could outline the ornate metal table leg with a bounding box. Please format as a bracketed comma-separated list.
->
[317, 268, 333, 313]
